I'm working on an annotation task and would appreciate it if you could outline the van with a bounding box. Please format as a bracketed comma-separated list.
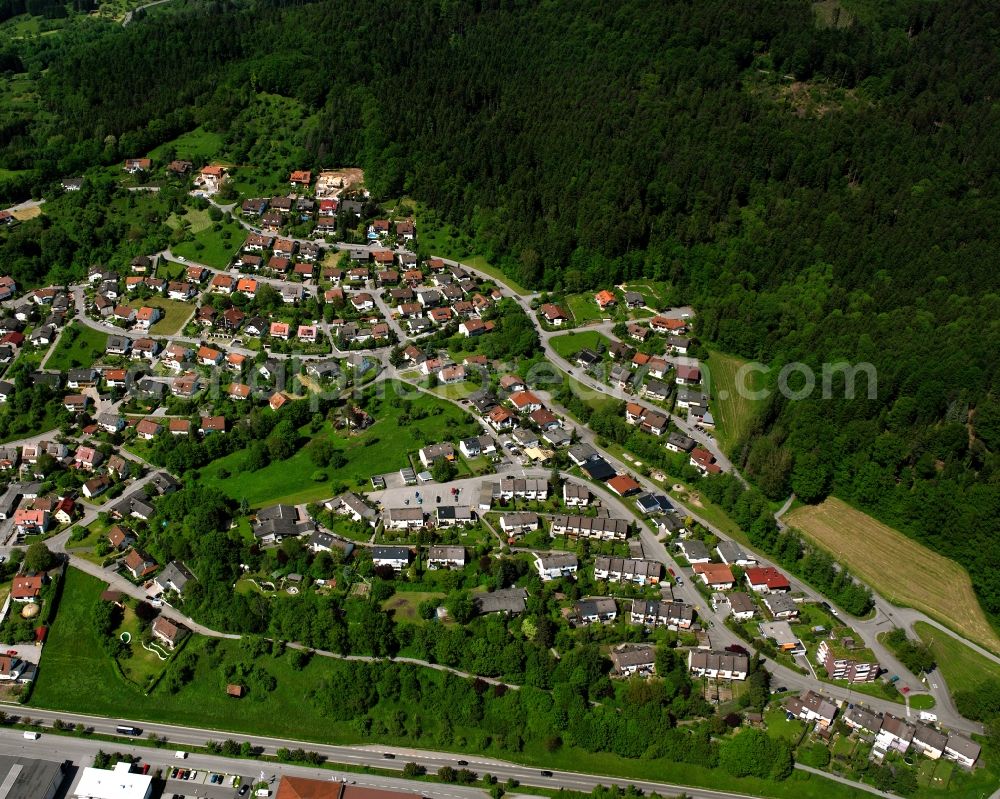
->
[256, 790, 271, 797]
[23, 731, 39, 740]
[175, 751, 187, 759]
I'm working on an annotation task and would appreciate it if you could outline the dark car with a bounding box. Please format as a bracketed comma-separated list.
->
[540, 770, 553, 777]
[457, 760, 468, 766]
[383, 753, 396, 760]
[239, 787, 250, 797]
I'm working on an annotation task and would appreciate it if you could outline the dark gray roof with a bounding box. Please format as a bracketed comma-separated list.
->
[372, 546, 411, 561]
[474, 588, 528, 615]
[0, 754, 65, 799]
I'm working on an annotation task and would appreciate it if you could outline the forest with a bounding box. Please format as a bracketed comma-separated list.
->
[0, 0, 997, 618]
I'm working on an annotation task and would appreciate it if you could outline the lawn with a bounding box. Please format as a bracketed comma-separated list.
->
[549, 330, 614, 360]
[704, 348, 769, 453]
[763, 707, 805, 742]
[200, 382, 479, 507]
[148, 127, 224, 162]
[381, 591, 445, 624]
[914, 621, 1000, 694]
[786, 498, 1000, 654]
[117, 605, 172, 689]
[171, 211, 245, 269]
[128, 296, 195, 335]
[566, 375, 621, 414]
[43, 323, 108, 371]
[908, 694, 936, 710]
[565, 292, 605, 323]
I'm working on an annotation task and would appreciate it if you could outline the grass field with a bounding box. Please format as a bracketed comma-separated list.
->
[128, 296, 195, 335]
[549, 330, 614, 360]
[149, 127, 224, 162]
[914, 621, 1000, 694]
[171, 211, 244, 269]
[201, 382, 478, 506]
[705, 349, 768, 452]
[43, 323, 108, 371]
[565, 292, 605, 323]
[787, 498, 1000, 654]
[381, 591, 444, 624]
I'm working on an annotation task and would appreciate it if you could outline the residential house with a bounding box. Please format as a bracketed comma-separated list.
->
[573, 596, 618, 625]
[911, 726, 948, 760]
[372, 546, 411, 572]
[594, 290, 616, 310]
[427, 546, 466, 570]
[199, 415, 226, 434]
[123, 549, 158, 580]
[609, 645, 657, 678]
[607, 474, 642, 497]
[844, 706, 883, 736]
[875, 714, 914, 755]
[384, 507, 425, 531]
[562, 482, 590, 506]
[549, 514, 629, 540]
[435, 506, 473, 527]
[785, 691, 838, 729]
[11, 574, 43, 602]
[630, 598, 695, 629]
[676, 539, 711, 564]
[197, 346, 224, 366]
[327, 492, 378, 527]
[154, 561, 195, 596]
[107, 454, 129, 480]
[534, 552, 578, 581]
[763, 593, 799, 620]
[73, 446, 103, 471]
[474, 588, 529, 616]
[944, 734, 981, 768]
[135, 418, 162, 440]
[693, 562, 736, 589]
[151, 616, 188, 649]
[690, 447, 721, 474]
[593, 556, 661, 585]
[63, 394, 90, 413]
[540, 303, 569, 326]
[665, 432, 696, 453]
[498, 511, 539, 536]
[745, 566, 791, 594]
[418, 442, 455, 468]
[650, 315, 687, 334]
[716, 541, 758, 567]
[499, 477, 548, 500]
[688, 650, 749, 681]
[676, 365, 701, 385]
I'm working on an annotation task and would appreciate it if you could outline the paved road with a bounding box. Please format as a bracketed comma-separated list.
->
[121, 0, 174, 26]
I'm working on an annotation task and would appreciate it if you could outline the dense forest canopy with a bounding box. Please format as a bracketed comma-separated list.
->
[1, 0, 999, 618]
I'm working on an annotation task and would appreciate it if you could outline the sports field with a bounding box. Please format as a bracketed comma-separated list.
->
[787, 497, 1000, 654]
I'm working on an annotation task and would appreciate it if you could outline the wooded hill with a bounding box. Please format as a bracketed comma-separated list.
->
[2, 0, 999, 621]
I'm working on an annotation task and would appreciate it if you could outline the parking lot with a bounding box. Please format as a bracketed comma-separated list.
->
[163, 763, 251, 798]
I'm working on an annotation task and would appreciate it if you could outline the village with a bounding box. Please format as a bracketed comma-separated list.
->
[0, 159, 984, 799]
